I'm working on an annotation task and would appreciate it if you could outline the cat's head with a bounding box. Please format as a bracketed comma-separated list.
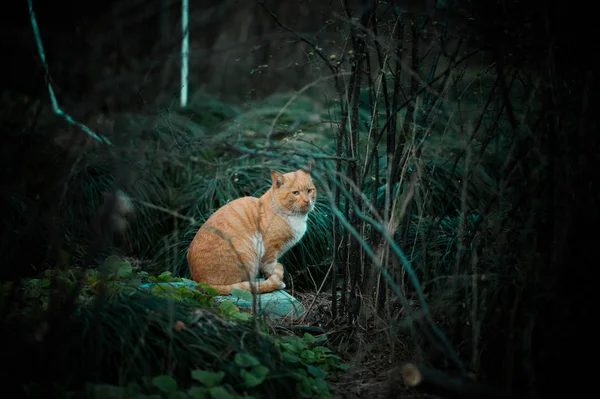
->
[270, 162, 316, 216]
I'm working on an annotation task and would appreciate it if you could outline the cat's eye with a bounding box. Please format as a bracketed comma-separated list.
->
[292, 191, 300, 195]
[308, 188, 314, 193]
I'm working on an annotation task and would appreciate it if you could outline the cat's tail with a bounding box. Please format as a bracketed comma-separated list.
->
[205, 263, 286, 295]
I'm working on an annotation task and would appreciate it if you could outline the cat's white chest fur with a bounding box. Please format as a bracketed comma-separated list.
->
[280, 214, 308, 255]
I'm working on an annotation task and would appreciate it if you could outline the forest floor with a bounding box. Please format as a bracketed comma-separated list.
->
[291, 292, 428, 399]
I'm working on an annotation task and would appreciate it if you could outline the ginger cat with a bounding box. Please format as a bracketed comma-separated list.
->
[187, 163, 316, 295]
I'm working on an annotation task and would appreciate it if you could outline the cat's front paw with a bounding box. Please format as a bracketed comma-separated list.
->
[278, 281, 286, 290]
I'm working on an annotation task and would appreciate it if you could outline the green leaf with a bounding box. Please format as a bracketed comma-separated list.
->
[281, 342, 299, 353]
[218, 300, 251, 321]
[100, 256, 134, 279]
[198, 283, 219, 296]
[292, 338, 309, 351]
[235, 352, 260, 368]
[297, 378, 313, 398]
[326, 354, 342, 365]
[314, 335, 328, 343]
[208, 386, 236, 399]
[303, 333, 316, 344]
[231, 288, 254, 302]
[311, 377, 329, 391]
[218, 300, 237, 314]
[152, 375, 178, 393]
[102, 255, 123, 271]
[301, 350, 317, 363]
[241, 365, 269, 387]
[115, 263, 133, 278]
[315, 346, 332, 354]
[158, 271, 173, 281]
[191, 370, 225, 387]
[253, 365, 269, 377]
[228, 311, 251, 322]
[283, 352, 301, 363]
[306, 365, 328, 379]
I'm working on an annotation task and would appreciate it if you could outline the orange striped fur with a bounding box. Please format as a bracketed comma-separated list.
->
[187, 163, 316, 295]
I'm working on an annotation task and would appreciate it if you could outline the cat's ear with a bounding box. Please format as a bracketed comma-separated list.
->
[300, 161, 313, 174]
[270, 170, 285, 188]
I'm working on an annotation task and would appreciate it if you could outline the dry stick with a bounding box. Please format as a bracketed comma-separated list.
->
[361, 20, 382, 301]
[251, 5, 461, 367]
[341, 8, 452, 99]
[318, 97, 343, 322]
[332, 119, 349, 320]
[311, 168, 465, 373]
[264, 72, 352, 146]
[360, 3, 401, 307]
[425, 70, 519, 251]
[132, 199, 196, 224]
[225, 145, 357, 164]
[389, 21, 419, 185]
[255, 0, 346, 108]
[336, 33, 356, 319]
[470, 243, 481, 376]
[401, 363, 507, 399]
[370, 1, 394, 162]
[390, 10, 405, 153]
[322, 164, 443, 350]
[298, 257, 335, 324]
[256, 0, 337, 75]
[328, 167, 387, 225]
[360, 47, 484, 185]
[416, 35, 462, 158]
[451, 123, 473, 302]
[494, 50, 519, 131]
[393, 140, 419, 293]
[381, 11, 405, 309]
[420, 73, 501, 245]
[342, 0, 368, 322]
[332, 88, 349, 320]
[360, 53, 376, 297]
[260, 0, 427, 319]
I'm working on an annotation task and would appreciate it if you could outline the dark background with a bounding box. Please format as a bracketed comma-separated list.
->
[2, 0, 598, 397]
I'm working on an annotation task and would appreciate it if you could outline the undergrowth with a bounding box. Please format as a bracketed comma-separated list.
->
[1, 257, 347, 399]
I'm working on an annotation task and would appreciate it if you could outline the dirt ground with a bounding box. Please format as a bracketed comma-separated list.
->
[290, 292, 435, 399]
